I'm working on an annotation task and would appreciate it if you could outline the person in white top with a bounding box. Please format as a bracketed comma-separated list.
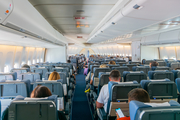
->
[96, 70, 121, 113]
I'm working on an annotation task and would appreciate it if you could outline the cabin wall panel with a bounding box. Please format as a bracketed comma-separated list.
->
[45, 46, 66, 63]
[159, 47, 176, 59]
[0, 45, 45, 72]
[141, 46, 159, 61]
[131, 41, 141, 62]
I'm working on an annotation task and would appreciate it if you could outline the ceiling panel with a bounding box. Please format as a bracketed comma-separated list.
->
[29, 0, 118, 5]
[28, 0, 119, 45]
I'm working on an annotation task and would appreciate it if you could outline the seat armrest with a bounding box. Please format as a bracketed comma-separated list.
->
[93, 92, 97, 100]
[97, 108, 107, 120]
[64, 102, 70, 115]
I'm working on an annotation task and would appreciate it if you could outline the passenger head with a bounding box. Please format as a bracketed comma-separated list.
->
[108, 61, 116, 65]
[67, 60, 71, 63]
[99, 64, 108, 68]
[31, 86, 52, 98]
[48, 71, 60, 81]
[22, 64, 30, 69]
[149, 61, 159, 68]
[142, 59, 146, 64]
[109, 70, 121, 82]
[128, 88, 150, 103]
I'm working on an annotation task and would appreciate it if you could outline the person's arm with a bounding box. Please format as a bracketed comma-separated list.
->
[96, 86, 105, 108]
[90, 75, 94, 85]
[96, 101, 104, 108]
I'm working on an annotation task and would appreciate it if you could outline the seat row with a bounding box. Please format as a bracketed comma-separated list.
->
[0, 62, 79, 120]
[86, 62, 180, 120]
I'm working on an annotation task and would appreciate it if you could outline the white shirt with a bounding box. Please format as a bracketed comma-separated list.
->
[97, 84, 109, 113]
[73, 66, 76, 71]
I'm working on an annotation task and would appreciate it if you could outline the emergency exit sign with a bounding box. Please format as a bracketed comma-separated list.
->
[74, 17, 86, 20]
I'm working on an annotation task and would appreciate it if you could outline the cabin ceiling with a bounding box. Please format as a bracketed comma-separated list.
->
[28, 0, 119, 45]
[28, 0, 180, 46]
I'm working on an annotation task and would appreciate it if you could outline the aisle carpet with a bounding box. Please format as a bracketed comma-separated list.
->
[71, 69, 92, 120]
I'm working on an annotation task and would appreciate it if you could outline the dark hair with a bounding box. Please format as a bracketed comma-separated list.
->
[128, 88, 150, 102]
[108, 61, 116, 65]
[150, 61, 159, 67]
[22, 64, 30, 69]
[31, 86, 52, 98]
[67, 60, 71, 63]
[109, 70, 121, 80]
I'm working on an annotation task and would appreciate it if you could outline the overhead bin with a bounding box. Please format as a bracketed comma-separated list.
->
[141, 34, 160, 45]
[159, 30, 180, 44]
[0, 0, 13, 23]
[122, 0, 180, 21]
[141, 29, 180, 45]
[0, 0, 66, 46]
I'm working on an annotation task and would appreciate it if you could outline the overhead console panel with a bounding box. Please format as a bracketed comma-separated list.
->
[0, 0, 13, 23]
[0, 0, 66, 46]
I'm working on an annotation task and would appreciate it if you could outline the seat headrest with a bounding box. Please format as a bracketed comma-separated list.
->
[129, 100, 180, 120]
[140, 79, 170, 89]
[175, 78, 180, 92]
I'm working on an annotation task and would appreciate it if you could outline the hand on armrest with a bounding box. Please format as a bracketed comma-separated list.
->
[97, 107, 107, 120]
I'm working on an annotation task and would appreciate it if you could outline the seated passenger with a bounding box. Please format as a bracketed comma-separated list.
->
[108, 61, 116, 65]
[48, 71, 61, 80]
[31, 86, 67, 120]
[67, 60, 76, 80]
[116, 88, 150, 120]
[21, 64, 30, 69]
[30, 85, 52, 98]
[2, 86, 67, 120]
[141, 59, 146, 65]
[21, 64, 30, 72]
[85, 64, 108, 93]
[149, 61, 159, 68]
[96, 70, 121, 112]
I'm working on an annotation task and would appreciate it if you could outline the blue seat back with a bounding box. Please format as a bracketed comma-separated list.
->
[88, 62, 100, 71]
[155, 66, 170, 70]
[175, 78, 180, 93]
[123, 71, 147, 83]
[171, 63, 180, 69]
[172, 70, 180, 80]
[31, 68, 48, 79]
[130, 100, 180, 120]
[107, 81, 140, 114]
[52, 68, 68, 77]
[11, 68, 28, 79]
[0, 80, 30, 97]
[0, 72, 17, 81]
[33, 81, 64, 97]
[133, 66, 150, 74]
[116, 62, 127, 66]
[107, 64, 120, 70]
[144, 60, 154, 64]
[148, 71, 174, 81]
[93, 68, 111, 77]
[45, 72, 66, 84]
[112, 67, 130, 76]
[98, 72, 110, 95]
[123, 64, 137, 71]
[141, 79, 177, 99]
[157, 61, 167, 66]
[115, 60, 125, 62]
[90, 65, 100, 73]
[21, 73, 41, 83]
[8, 95, 57, 120]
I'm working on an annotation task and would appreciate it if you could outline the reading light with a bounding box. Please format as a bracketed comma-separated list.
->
[112, 22, 116, 25]
[133, 4, 143, 10]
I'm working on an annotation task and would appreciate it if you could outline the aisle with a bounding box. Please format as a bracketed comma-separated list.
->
[71, 69, 92, 120]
